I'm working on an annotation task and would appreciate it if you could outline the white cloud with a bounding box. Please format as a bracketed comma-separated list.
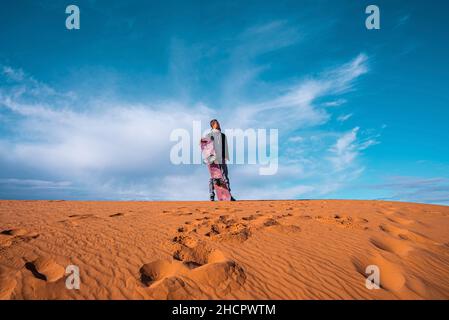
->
[0, 178, 72, 188]
[328, 127, 377, 172]
[220, 20, 302, 106]
[288, 136, 304, 143]
[337, 113, 353, 122]
[0, 45, 376, 200]
[372, 176, 449, 205]
[323, 99, 347, 107]
[232, 54, 369, 131]
[2, 66, 25, 82]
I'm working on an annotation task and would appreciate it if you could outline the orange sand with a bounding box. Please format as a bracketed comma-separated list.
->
[1, 200, 449, 300]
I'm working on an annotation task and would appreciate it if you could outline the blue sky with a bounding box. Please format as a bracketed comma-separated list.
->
[0, 0, 448, 204]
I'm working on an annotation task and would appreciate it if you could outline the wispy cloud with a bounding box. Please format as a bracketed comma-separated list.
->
[0, 178, 72, 188]
[328, 127, 379, 172]
[323, 99, 347, 107]
[221, 20, 302, 106]
[1, 65, 75, 102]
[371, 176, 449, 205]
[337, 113, 353, 122]
[233, 53, 369, 130]
[328, 127, 360, 171]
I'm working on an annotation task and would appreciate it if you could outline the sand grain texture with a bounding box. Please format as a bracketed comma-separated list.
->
[1, 200, 449, 300]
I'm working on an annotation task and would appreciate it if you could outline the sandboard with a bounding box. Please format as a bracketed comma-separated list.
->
[200, 138, 232, 201]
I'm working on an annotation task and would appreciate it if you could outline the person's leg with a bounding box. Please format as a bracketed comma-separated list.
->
[220, 164, 230, 191]
[209, 178, 215, 200]
[220, 164, 235, 200]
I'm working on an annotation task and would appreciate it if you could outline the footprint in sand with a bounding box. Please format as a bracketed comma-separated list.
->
[173, 240, 211, 265]
[69, 214, 96, 220]
[246, 214, 301, 234]
[191, 213, 300, 243]
[140, 246, 246, 299]
[266, 224, 302, 234]
[187, 215, 252, 244]
[109, 213, 125, 218]
[140, 259, 182, 286]
[314, 214, 368, 229]
[205, 217, 251, 243]
[1, 229, 28, 236]
[172, 234, 199, 248]
[274, 213, 294, 219]
[177, 212, 193, 216]
[242, 215, 258, 221]
[352, 253, 407, 292]
[352, 252, 428, 298]
[139, 261, 197, 299]
[379, 224, 439, 246]
[263, 218, 279, 227]
[195, 216, 211, 222]
[369, 236, 414, 257]
[25, 257, 65, 283]
[0, 229, 40, 247]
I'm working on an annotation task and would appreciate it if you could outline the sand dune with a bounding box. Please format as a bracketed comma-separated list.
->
[1, 200, 449, 300]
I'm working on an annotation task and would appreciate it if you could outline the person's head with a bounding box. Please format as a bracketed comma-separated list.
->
[210, 119, 221, 130]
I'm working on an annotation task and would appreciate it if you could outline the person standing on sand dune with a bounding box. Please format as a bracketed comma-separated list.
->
[205, 119, 236, 201]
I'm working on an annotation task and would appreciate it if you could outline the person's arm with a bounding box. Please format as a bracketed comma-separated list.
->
[200, 131, 211, 144]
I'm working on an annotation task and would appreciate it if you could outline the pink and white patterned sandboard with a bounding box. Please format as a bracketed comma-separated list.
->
[200, 138, 231, 201]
